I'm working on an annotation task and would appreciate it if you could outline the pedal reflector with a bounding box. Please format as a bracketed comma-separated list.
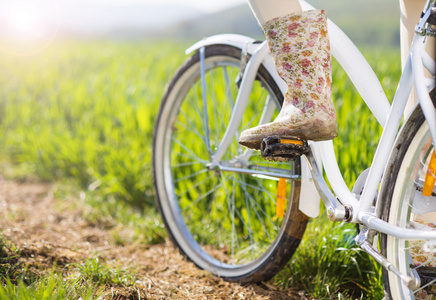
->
[276, 178, 286, 218]
[423, 150, 436, 196]
[280, 139, 303, 146]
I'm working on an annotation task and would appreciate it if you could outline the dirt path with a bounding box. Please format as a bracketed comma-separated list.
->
[0, 178, 302, 299]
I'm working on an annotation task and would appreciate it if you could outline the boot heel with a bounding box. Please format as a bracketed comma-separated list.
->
[260, 136, 309, 162]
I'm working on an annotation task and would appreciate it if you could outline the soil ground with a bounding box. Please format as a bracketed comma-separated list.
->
[0, 177, 305, 299]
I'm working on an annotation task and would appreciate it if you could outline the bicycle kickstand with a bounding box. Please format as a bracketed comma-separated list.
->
[355, 227, 421, 291]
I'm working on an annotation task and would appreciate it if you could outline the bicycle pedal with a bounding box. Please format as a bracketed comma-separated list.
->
[260, 136, 309, 162]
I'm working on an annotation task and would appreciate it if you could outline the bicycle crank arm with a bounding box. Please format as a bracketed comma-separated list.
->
[355, 229, 421, 291]
[306, 151, 348, 221]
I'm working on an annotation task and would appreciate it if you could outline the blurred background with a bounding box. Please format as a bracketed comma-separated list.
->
[0, 0, 401, 298]
[0, 0, 399, 51]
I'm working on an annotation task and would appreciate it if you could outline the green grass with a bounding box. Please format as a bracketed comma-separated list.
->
[70, 185, 167, 246]
[273, 212, 384, 299]
[0, 40, 189, 208]
[0, 234, 21, 283]
[0, 276, 100, 300]
[0, 40, 402, 298]
[0, 234, 99, 299]
[0, 233, 135, 299]
[72, 257, 136, 286]
[333, 48, 401, 188]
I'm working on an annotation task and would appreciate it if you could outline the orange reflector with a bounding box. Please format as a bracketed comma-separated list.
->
[423, 150, 436, 196]
[280, 138, 303, 146]
[277, 178, 286, 218]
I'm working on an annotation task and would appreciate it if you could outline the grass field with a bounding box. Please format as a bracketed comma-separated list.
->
[0, 40, 401, 299]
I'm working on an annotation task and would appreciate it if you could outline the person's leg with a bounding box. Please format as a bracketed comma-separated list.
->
[247, 0, 302, 25]
[240, 0, 337, 150]
[401, 0, 435, 116]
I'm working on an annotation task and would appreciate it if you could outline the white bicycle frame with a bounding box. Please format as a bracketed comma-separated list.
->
[185, 0, 436, 242]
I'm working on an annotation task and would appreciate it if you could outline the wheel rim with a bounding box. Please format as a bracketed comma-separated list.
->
[157, 54, 301, 277]
[387, 121, 436, 299]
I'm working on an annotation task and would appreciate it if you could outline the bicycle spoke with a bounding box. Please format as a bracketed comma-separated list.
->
[238, 176, 255, 260]
[233, 177, 279, 231]
[171, 135, 207, 163]
[174, 168, 208, 184]
[244, 189, 274, 243]
[253, 175, 280, 205]
[407, 203, 436, 227]
[172, 150, 207, 165]
[172, 161, 204, 168]
[223, 66, 234, 110]
[412, 256, 436, 270]
[411, 277, 436, 296]
[233, 178, 277, 200]
[188, 83, 205, 122]
[205, 68, 220, 148]
[231, 174, 237, 263]
[189, 82, 210, 144]
[220, 178, 257, 259]
[219, 172, 240, 263]
[241, 89, 268, 131]
[222, 66, 238, 141]
[247, 195, 279, 234]
[175, 173, 214, 198]
[180, 182, 223, 212]
[199, 48, 212, 154]
[404, 240, 427, 250]
[177, 107, 208, 144]
[230, 173, 275, 242]
[221, 66, 242, 155]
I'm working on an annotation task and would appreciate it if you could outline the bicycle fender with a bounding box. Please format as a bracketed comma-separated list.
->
[186, 34, 287, 94]
[300, 149, 321, 218]
[185, 34, 256, 55]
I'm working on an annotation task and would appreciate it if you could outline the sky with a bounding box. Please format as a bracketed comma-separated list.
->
[0, 0, 248, 39]
[0, 0, 248, 55]
[86, 0, 248, 13]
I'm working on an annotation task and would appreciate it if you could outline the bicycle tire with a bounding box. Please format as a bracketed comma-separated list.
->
[380, 89, 436, 299]
[152, 45, 308, 283]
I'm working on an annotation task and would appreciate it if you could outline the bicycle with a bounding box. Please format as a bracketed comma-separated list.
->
[152, 0, 436, 298]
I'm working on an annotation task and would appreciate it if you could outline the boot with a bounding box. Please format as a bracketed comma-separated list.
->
[239, 10, 337, 150]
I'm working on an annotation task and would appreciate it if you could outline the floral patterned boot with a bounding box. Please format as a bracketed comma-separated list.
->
[239, 10, 337, 150]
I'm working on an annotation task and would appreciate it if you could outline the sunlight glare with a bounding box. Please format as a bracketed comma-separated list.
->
[0, 0, 59, 55]
[4, 8, 47, 38]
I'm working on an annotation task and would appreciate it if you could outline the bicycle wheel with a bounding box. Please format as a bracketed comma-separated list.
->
[380, 89, 436, 299]
[153, 45, 308, 283]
